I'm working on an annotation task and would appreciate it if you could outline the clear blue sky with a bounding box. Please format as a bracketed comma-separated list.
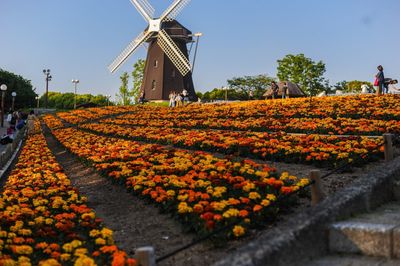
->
[1, 0, 399, 99]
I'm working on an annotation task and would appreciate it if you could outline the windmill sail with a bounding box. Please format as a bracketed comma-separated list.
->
[130, 0, 155, 22]
[160, 0, 191, 22]
[157, 29, 191, 76]
[108, 31, 154, 73]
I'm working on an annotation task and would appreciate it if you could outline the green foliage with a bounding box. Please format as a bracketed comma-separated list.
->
[334, 80, 374, 93]
[44, 92, 112, 109]
[277, 54, 326, 96]
[116, 72, 131, 106]
[347, 80, 373, 93]
[227, 74, 275, 100]
[0, 68, 37, 110]
[131, 59, 145, 103]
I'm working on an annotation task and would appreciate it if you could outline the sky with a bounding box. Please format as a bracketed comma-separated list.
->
[1, 0, 399, 100]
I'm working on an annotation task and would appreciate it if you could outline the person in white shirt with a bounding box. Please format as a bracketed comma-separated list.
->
[388, 80, 399, 94]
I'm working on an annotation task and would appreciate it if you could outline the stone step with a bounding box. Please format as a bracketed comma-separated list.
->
[304, 254, 400, 266]
[329, 202, 400, 258]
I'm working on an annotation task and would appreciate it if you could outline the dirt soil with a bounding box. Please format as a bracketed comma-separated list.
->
[41, 126, 391, 266]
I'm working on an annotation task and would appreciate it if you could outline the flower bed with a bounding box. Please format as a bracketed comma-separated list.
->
[79, 123, 383, 167]
[51, 127, 309, 238]
[0, 128, 135, 265]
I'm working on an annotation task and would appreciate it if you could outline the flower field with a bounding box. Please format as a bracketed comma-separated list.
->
[0, 122, 135, 265]
[2, 94, 394, 264]
[49, 127, 309, 237]
[38, 95, 398, 240]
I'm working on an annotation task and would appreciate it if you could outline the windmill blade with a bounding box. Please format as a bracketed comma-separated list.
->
[109, 31, 154, 73]
[130, 0, 155, 22]
[160, 0, 191, 22]
[157, 29, 191, 76]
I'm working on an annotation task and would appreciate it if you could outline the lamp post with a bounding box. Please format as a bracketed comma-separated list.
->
[0, 84, 7, 127]
[191, 32, 203, 74]
[36, 96, 39, 108]
[43, 69, 52, 109]
[11, 92, 17, 111]
[72, 79, 79, 109]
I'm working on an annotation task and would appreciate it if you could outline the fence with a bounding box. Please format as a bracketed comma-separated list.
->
[0, 128, 26, 178]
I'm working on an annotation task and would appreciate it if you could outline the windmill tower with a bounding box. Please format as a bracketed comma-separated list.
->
[109, 0, 197, 101]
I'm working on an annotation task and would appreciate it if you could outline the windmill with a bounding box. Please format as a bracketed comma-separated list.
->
[109, 0, 198, 101]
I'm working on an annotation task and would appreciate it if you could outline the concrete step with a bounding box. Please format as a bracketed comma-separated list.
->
[304, 254, 400, 266]
[329, 202, 400, 258]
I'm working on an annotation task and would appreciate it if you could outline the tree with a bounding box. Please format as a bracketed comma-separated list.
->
[0, 68, 37, 110]
[131, 59, 145, 103]
[277, 54, 326, 96]
[116, 72, 131, 105]
[347, 80, 373, 93]
[227, 74, 275, 100]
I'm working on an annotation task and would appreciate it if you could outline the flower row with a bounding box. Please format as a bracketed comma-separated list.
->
[100, 115, 399, 136]
[0, 127, 135, 265]
[79, 123, 384, 167]
[106, 95, 400, 121]
[51, 127, 309, 237]
[57, 106, 137, 124]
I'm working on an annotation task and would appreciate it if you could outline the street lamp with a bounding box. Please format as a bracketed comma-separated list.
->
[43, 69, 52, 109]
[0, 84, 7, 127]
[11, 92, 17, 111]
[35, 96, 39, 108]
[72, 79, 79, 109]
[191, 32, 203, 74]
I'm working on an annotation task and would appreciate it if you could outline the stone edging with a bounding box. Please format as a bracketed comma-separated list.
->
[213, 157, 400, 266]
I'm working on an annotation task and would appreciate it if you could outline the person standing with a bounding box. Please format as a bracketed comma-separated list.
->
[375, 65, 385, 95]
[182, 89, 189, 105]
[281, 82, 288, 99]
[271, 81, 279, 99]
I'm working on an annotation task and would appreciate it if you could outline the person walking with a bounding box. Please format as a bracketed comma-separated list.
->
[375, 65, 385, 95]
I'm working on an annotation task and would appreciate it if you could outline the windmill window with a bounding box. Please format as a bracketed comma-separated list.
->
[171, 69, 176, 78]
[152, 80, 156, 90]
[154, 60, 158, 68]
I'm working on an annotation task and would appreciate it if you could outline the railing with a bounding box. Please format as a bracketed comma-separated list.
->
[0, 128, 26, 178]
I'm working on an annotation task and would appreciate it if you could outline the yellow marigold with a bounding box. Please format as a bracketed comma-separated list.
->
[71, 240, 82, 249]
[248, 192, 261, 200]
[89, 229, 100, 238]
[74, 248, 88, 257]
[95, 238, 106, 245]
[59, 253, 71, 261]
[242, 182, 255, 192]
[266, 194, 277, 201]
[81, 212, 95, 220]
[73, 256, 96, 266]
[261, 199, 271, 207]
[133, 185, 142, 191]
[101, 228, 113, 238]
[17, 256, 31, 264]
[166, 190, 176, 197]
[222, 208, 240, 218]
[0, 258, 17, 266]
[62, 243, 73, 253]
[18, 229, 32, 236]
[38, 258, 61, 266]
[45, 218, 53, 225]
[11, 245, 32, 255]
[232, 225, 245, 237]
[0, 230, 7, 237]
[177, 202, 193, 214]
